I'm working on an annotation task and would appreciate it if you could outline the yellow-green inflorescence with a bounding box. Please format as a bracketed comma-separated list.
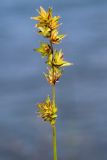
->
[37, 96, 57, 126]
[32, 6, 73, 126]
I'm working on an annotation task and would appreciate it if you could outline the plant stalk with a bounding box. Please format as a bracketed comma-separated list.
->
[50, 39, 57, 160]
[52, 124, 57, 160]
[52, 85, 57, 160]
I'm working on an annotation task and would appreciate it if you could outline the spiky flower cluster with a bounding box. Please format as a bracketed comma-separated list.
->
[32, 7, 72, 126]
[37, 96, 57, 125]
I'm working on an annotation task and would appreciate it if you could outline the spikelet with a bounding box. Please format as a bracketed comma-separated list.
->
[37, 96, 57, 126]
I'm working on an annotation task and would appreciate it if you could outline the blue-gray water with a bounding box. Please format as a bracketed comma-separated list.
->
[0, 0, 107, 160]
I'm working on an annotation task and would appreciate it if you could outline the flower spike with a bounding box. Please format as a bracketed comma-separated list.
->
[32, 6, 73, 160]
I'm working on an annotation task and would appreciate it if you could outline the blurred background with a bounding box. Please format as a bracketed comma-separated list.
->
[0, 0, 107, 159]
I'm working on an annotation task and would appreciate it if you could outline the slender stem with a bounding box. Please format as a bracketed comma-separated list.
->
[50, 40, 58, 160]
[50, 40, 54, 54]
[52, 125, 57, 160]
[52, 85, 57, 160]
[52, 84, 56, 105]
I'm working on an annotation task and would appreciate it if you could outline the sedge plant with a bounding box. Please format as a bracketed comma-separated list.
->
[31, 6, 73, 160]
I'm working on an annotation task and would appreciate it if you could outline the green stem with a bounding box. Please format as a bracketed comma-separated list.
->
[52, 125, 57, 160]
[52, 83, 57, 160]
[50, 39, 57, 160]
[52, 84, 55, 105]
